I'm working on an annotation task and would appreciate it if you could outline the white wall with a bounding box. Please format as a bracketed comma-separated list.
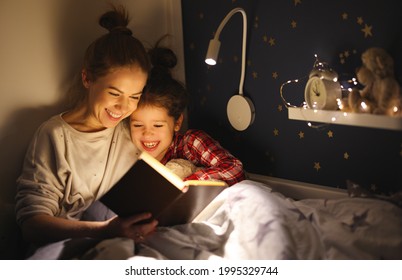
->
[0, 0, 185, 204]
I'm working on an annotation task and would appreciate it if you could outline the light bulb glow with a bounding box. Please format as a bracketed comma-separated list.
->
[205, 58, 216, 65]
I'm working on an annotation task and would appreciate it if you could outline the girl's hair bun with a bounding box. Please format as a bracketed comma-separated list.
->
[149, 47, 177, 70]
[148, 47, 177, 80]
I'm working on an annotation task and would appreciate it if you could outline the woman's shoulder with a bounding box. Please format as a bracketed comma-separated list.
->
[34, 113, 67, 135]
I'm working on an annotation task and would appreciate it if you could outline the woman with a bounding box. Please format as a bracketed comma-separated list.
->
[15, 6, 158, 253]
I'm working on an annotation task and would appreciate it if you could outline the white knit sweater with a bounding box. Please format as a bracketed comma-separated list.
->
[15, 114, 139, 225]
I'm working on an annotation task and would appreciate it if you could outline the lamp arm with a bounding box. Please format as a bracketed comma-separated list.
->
[214, 8, 247, 95]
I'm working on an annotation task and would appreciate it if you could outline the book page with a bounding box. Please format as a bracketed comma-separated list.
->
[184, 180, 228, 187]
[139, 151, 186, 191]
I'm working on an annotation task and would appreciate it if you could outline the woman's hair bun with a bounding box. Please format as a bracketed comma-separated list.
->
[99, 6, 132, 35]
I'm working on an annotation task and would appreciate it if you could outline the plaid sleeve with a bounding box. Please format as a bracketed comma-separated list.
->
[181, 130, 245, 186]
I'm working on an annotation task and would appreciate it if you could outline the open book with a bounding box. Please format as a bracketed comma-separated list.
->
[100, 151, 228, 226]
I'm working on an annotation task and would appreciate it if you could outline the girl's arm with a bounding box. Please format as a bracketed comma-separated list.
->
[181, 130, 246, 186]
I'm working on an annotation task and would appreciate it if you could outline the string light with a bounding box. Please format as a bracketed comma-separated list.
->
[280, 54, 359, 129]
[279, 77, 306, 108]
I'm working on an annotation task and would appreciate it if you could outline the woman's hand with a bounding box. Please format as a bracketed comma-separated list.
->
[106, 212, 158, 242]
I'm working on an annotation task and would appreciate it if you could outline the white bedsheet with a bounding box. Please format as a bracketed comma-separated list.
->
[82, 180, 402, 260]
[31, 180, 401, 260]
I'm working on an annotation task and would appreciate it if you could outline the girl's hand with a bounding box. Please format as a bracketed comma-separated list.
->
[106, 212, 158, 242]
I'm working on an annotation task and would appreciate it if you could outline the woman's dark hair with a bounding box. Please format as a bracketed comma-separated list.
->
[139, 44, 188, 121]
[67, 5, 151, 108]
[84, 5, 151, 80]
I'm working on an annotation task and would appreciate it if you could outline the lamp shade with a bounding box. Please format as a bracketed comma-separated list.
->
[205, 39, 221, 65]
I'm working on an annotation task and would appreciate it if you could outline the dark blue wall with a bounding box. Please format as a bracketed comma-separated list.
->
[181, 0, 402, 195]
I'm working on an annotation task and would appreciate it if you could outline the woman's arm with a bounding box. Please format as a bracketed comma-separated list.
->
[21, 213, 158, 245]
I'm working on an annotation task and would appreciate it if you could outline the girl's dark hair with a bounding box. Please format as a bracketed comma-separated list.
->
[67, 5, 151, 108]
[139, 44, 188, 121]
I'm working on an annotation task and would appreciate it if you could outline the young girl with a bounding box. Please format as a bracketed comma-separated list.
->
[15, 6, 157, 255]
[130, 47, 245, 186]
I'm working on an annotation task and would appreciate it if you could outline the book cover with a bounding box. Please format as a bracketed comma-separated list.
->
[100, 151, 228, 226]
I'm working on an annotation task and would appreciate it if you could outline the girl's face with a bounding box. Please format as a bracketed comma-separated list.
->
[83, 66, 148, 130]
[130, 105, 183, 161]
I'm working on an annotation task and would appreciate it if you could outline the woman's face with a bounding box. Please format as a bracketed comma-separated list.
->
[83, 66, 148, 130]
[130, 105, 183, 161]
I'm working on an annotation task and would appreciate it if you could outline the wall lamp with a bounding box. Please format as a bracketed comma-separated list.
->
[205, 7, 255, 131]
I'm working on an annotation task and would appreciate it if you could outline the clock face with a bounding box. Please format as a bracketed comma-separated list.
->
[304, 76, 342, 110]
[305, 76, 327, 109]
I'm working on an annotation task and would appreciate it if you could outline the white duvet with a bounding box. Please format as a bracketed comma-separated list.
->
[80, 180, 402, 260]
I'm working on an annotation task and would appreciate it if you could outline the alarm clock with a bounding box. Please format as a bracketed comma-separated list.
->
[304, 59, 342, 110]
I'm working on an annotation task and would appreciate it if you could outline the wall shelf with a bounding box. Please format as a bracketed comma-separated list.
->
[288, 107, 402, 131]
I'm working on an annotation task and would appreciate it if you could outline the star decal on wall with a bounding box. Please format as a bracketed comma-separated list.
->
[294, 0, 302, 6]
[327, 130, 334, 138]
[254, 16, 259, 29]
[277, 104, 283, 112]
[272, 72, 278, 79]
[273, 128, 279, 136]
[252, 71, 258, 79]
[298, 131, 304, 139]
[314, 162, 321, 171]
[361, 23, 373, 38]
[344, 152, 349, 159]
[357, 17, 364, 25]
[263, 35, 276, 46]
[338, 50, 355, 65]
[290, 20, 297, 29]
[341, 12, 348, 20]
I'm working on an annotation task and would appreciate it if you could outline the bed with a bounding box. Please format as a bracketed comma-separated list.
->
[27, 175, 402, 260]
